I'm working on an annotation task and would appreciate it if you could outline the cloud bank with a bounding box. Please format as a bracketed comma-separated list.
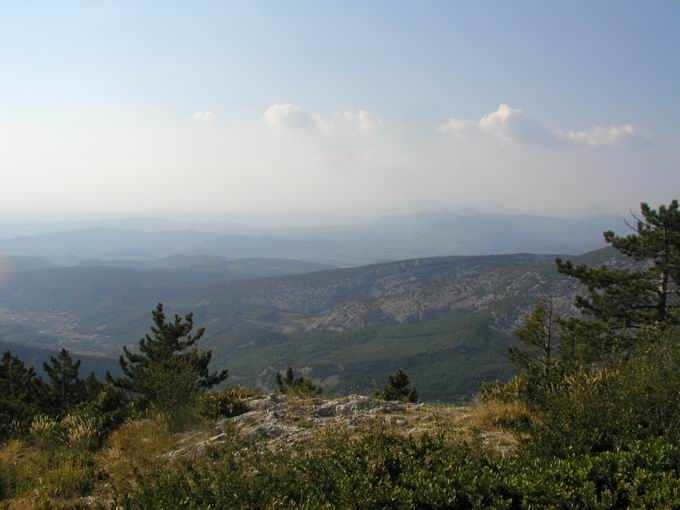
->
[0, 100, 672, 215]
[559, 124, 645, 148]
[264, 104, 382, 133]
[192, 111, 217, 121]
[440, 104, 648, 148]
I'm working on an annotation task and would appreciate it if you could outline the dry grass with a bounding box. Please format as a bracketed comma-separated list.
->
[445, 399, 535, 456]
[92, 414, 215, 505]
[225, 384, 264, 400]
[97, 415, 176, 483]
[0, 439, 98, 510]
[0, 439, 27, 467]
[457, 399, 532, 431]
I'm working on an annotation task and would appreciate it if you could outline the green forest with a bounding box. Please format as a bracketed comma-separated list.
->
[1, 201, 679, 509]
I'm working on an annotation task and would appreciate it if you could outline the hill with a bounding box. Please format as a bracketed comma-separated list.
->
[0, 250, 618, 400]
[75, 255, 332, 276]
[0, 228, 340, 266]
[0, 339, 118, 379]
[0, 210, 620, 266]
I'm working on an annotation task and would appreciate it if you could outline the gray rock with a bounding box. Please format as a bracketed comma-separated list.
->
[167, 393, 425, 457]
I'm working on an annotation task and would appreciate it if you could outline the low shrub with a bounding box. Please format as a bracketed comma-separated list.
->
[74, 383, 133, 437]
[508, 438, 680, 509]
[529, 337, 680, 456]
[478, 376, 524, 404]
[197, 387, 253, 420]
[114, 424, 512, 509]
[112, 423, 680, 509]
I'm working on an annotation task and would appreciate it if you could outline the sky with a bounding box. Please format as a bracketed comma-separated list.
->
[1, 1, 679, 216]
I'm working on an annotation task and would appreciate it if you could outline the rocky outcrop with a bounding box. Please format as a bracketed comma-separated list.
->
[166, 394, 426, 457]
[164, 393, 521, 461]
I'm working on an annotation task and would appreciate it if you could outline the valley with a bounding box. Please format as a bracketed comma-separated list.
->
[0, 246, 617, 401]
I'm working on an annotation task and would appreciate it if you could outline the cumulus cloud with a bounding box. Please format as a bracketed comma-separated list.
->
[439, 104, 555, 145]
[559, 124, 649, 147]
[438, 118, 478, 138]
[264, 104, 382, 133]
[192, 111, 217, 121]
[440, 104, 647, 149]
[331, 110, 383, 132]
[264, 103, 321, 130]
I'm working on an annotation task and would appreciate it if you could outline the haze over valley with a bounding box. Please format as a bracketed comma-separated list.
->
[0, 207, 624, 400]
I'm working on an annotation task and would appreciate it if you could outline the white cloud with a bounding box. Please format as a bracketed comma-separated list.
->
[264, 104, 382, 133]
[438, 118, 477, 138]
[263, 103, 320, 130]
[440, 104, 647, 149]
[331, 110, 382, 132]
[559, 124, 649, 147]
[439, 104, 554, 145]
[192, 111, 217, 121]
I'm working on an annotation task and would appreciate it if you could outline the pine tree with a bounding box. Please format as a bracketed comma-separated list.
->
[275, 367, 295, 393]
[43, 348, 89, 415]
[275, 366, 322, 397]
[556, 200, 680, 362]
[376, 369, 418, 403]
[510, 300, 558, 379]
[0, 351, 47, 438]
[509, 299, 560, 404]
[116, 303, 228, 421]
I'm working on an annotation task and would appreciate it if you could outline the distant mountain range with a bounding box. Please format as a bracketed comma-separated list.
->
[0, 209, 623, 266]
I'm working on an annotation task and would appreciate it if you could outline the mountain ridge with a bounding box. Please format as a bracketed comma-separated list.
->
[0, 247, 621, 400]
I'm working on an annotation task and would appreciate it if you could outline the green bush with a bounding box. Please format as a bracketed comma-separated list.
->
[529, 336, 680, 456]
[114, 426, 511, 509]
[74, 383, 132, 438]
[197, 388, 251, 420]
[113, 424, 680, 509]
[479, 376, 524, 404]
[508, 438, 680, 509]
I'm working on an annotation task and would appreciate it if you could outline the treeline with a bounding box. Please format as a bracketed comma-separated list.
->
[0, 304, 230, 444]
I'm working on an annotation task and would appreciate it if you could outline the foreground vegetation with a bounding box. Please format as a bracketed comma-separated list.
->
[1, 200, 680, 508]
[1, 338, 678, 509]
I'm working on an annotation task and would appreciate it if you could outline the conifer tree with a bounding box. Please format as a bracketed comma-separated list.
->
[556, 200, 680, 362]
[275, 367, 296, 393]
[376, 369, 418, 403]
[509, 299, 560, 404]
[0, 351, 46, 438]
[116, 303, 228, 420]
[275, 366, 322, 397]
[43, 348, 89, 415]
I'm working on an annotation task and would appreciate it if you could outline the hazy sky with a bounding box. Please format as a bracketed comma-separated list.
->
[1, 1, 679, 215]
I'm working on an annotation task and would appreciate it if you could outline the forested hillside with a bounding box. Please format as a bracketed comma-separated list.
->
[0, 250, 621, 400]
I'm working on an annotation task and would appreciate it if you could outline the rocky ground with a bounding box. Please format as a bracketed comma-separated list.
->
[167, 393, 518, 459]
